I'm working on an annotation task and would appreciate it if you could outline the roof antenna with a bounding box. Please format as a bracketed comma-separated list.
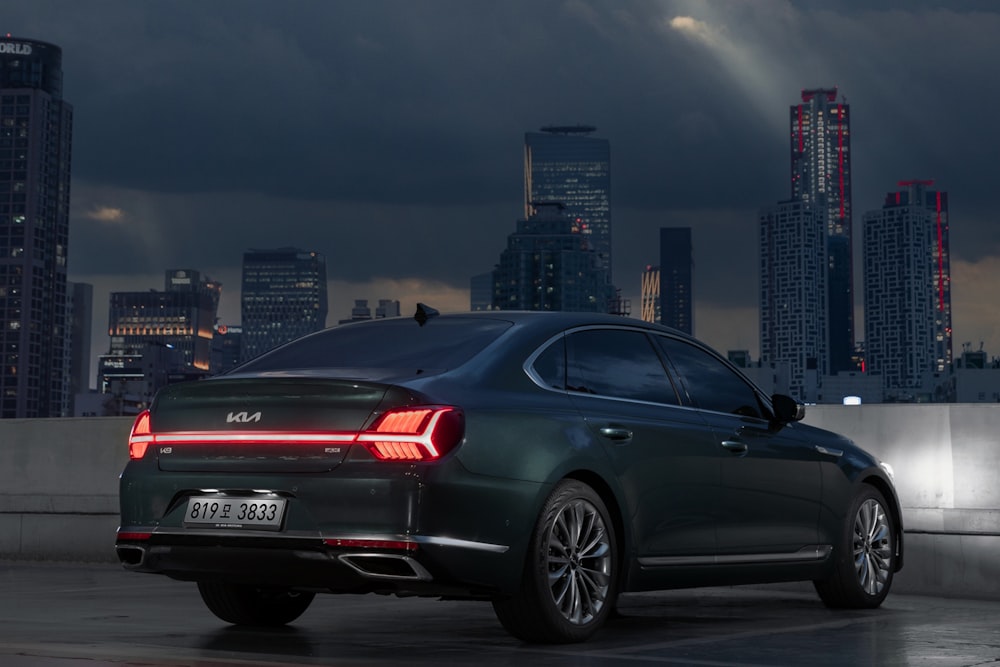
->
[414, 303, 439, 327]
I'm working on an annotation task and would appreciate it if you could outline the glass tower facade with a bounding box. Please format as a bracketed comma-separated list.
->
[0, 37, 73, 418]
[863, 181, 952, 399]
[240, 248, 328, 362]
[492, 203, 614, 312]
[658, 227, 693, 334]
[524, 126, 612, 280]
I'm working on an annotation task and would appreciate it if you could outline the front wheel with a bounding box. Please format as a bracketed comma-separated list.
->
[814, 485, 896, 608]
[197, 581, 315, 626]
[492, 479, 618, 643]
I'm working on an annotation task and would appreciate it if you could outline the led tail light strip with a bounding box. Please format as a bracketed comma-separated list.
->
[128, 406, 464, 463]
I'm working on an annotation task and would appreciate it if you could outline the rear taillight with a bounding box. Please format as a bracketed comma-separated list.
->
[125, 406, 464, 462]
[357, 406, 464, 461]
[128, 410, 153, 460]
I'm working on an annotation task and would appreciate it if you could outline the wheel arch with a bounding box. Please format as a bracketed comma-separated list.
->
[561, 469, 631, 584]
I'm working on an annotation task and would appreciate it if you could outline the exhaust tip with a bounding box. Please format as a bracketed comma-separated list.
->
[116, 544, 146, 567]
[338, 553, 432, 581]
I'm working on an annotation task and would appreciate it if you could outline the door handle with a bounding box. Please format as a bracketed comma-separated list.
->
[598, 427, 633, 442]
[721, 440, 748, 454]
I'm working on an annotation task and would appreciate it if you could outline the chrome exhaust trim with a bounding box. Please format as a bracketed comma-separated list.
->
[116, 544, 146, 568]
[337, 553, 432, 581]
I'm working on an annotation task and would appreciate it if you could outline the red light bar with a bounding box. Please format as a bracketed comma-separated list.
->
[357, 407, 463, 461]
[126, 406, 464, 462]
[116, 531, 152, 541]
[324, 538, 418, 552]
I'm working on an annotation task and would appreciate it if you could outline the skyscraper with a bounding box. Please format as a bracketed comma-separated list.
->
[659, 227, 693, 334]
[790, 88, 854, 373]
[241, 248, 327, 361]
[492, 203, 613, 312]
[759, 200, 827, 401]
[106, 269, 222, 373]
[760, 87, 853, 400]
[0, 37, 73, 418]
[524, 126, 612, 280]
[863, 180, 952, 399]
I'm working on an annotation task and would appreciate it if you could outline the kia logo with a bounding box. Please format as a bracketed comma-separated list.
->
[226, 411, 262, 423]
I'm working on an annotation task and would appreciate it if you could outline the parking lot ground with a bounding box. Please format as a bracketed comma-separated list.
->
[2, 560, 999, 666]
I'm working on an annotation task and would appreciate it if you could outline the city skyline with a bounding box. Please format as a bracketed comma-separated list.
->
[5, 1, 1000, 377]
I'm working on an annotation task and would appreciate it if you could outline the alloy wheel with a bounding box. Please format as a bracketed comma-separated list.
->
[853, 498, 892, 596]
[545, 497, 613, 625]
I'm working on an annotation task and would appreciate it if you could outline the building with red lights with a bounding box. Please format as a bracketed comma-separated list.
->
[862, 180, 953, 400]
[759, 88, 854, 401]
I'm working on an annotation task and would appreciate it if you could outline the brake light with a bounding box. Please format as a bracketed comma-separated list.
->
[125, 406, 464, 462]
[128, 410, 153, 460]
[357, 406, 464, 461]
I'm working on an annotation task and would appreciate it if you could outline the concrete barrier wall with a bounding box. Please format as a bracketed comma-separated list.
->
[1, 407, 998, 599]
[802, 404, 1000, 600]
[0, 417, 132, 561]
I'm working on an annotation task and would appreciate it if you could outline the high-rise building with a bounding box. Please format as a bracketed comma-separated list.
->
[492, 203, 613, 312]
[241, 248, 327, 361]
[524, 126, 612, 280]
[863, 180, 952, 399]
[659, 228, 693, 334]
[210, 323, 243, 375]
[0, 36, 73, 418]
[759, 88, 853, 400]
[640, 265, 660, 324]
[68, 281, 93, 403]
[760, 200, 827, 401]
[106, 269, 221, 373]
[375, 299, 400, 319]
[790, 88, 854, 373]
[469, 272, 493, 311]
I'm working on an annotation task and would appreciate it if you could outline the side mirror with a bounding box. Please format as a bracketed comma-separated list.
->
[771, 393, 805, 424]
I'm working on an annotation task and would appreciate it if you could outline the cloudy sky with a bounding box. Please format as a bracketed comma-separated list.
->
[8, 0, 1000, 369]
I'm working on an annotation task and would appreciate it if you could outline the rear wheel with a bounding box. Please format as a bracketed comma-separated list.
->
[197, 581, 315, 626]
[492, 479, 618, 643]
[814, 485, 896, 608]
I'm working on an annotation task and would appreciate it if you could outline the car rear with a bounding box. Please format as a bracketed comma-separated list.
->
[116, 316, 530, 597]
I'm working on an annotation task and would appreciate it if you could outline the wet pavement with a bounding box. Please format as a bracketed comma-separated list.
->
[1, 561, 998, 666]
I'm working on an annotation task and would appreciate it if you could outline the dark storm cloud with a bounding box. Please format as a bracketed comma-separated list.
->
[7, 0, 1000, 350]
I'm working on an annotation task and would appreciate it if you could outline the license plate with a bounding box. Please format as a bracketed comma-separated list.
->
[183, 496, 286, 530]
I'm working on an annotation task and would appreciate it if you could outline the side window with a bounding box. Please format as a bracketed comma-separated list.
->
[531, 337, 566, 390]
[656, 336, 765, 418]
[565, 329, 678, 405]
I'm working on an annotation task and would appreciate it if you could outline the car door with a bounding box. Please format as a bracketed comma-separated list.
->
[547, 327, 723, 559]
[654, 335, 822, 557]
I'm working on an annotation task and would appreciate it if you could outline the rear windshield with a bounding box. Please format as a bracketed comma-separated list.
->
[234, 317, 513, 373]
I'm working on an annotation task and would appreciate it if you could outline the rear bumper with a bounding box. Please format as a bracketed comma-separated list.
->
[115, 530, 510, 598]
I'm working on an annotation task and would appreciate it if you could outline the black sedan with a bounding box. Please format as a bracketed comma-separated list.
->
[116, 309, 902, 643]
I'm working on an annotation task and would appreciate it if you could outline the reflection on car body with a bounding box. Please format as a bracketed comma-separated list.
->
[117, 309, 902, 643]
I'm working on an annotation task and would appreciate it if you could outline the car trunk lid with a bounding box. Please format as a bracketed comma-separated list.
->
[149, 377, 394, 473]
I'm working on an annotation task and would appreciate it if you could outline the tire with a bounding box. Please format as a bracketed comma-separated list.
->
[814, 485, 896, 608]
[197, 581, 315, 626]
[492, 479, 618, 643]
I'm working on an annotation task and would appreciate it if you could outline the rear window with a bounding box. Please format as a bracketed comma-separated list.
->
[234, 317, 513, 373]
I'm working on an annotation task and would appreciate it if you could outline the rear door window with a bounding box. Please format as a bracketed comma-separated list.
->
[564, 329, 678, 405]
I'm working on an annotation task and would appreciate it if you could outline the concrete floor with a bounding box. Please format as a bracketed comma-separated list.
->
[1, 561, 998, 666]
